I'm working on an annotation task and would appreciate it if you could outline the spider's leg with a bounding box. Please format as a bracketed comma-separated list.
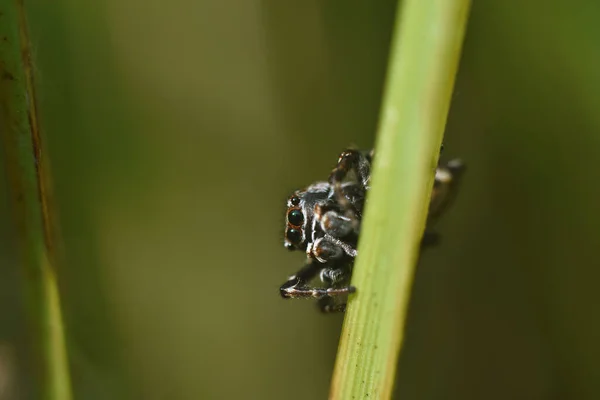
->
[310, 236, 356, 262]
[280, 261, 320, 299]
[280, 260, 356, 299]
[317, 265, 354, 313]
[419, 159, 465, 253]
[427, 158, 465, 227]
[320, 264, 352, 286]
[328, 149, 371, 216]
[318, 297, 347, 313]
[314, 204, 355, 239]
[280, 280, 355, 299]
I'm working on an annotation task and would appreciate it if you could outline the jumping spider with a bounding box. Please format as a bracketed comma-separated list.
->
[279, 148, 464, 313]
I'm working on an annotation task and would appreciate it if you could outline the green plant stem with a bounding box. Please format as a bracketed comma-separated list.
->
[0, 2, 72, 399]
[329, 0, 471, 398]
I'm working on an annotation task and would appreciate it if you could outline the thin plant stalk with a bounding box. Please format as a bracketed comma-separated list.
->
[329, 0, 471, 398]
[0, 2, 72, 399]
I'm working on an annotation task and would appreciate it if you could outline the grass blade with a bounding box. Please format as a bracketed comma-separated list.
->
[0, 2, 72, 399]
[329, 0, 471, 398]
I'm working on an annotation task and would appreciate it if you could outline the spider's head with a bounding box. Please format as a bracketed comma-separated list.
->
[283, 182, 331, 251]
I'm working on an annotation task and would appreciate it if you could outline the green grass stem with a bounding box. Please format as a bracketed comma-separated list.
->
[0, 2, 72, 399]
[329, 0, 471, 398]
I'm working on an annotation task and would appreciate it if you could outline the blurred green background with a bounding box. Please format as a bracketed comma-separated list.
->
[1, 1, 600, 399]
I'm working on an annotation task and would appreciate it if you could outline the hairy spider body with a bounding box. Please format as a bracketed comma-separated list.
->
[280, 148, 464, 313]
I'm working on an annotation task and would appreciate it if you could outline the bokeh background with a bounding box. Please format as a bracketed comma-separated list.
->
[1, 1, 600, 399]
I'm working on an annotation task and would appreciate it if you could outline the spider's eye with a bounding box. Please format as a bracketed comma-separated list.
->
[290, 196, 301, 206]
[287, 209, 304, 226]
[286, 228, 302, 244]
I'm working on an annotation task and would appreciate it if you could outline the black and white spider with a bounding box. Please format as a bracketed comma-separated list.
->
[279, 148, 464, 313]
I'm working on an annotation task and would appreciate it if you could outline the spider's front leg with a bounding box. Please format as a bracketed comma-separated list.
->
[279, 259, 355, 300]
[279, 261, 318, 299]
[328, 149, 371, 219]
